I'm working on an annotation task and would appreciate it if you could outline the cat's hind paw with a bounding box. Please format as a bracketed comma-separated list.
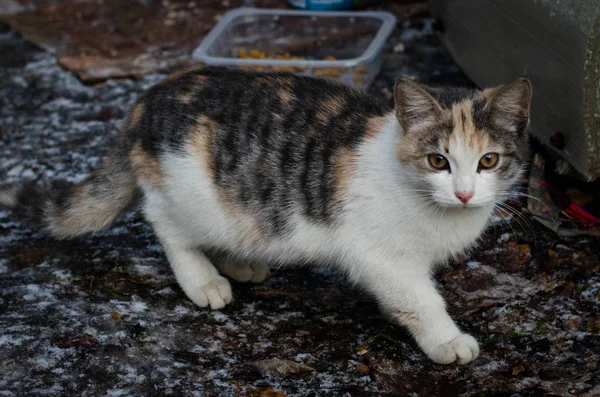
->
[217, 260, 270, 284]
[189, 276, 233, 310]
[427, 333, 480, 365]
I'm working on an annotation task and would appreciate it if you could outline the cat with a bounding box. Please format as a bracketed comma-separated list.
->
[0, 67, 532, 365]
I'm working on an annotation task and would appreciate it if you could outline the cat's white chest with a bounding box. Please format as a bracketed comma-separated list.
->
[419, 209, 489, 261]
[341, 190, 490, 266]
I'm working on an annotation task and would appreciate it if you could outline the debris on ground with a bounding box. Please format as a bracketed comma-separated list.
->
[528, 153, 600, 236]
[0, 0, 427, 83]
[249, 359, 315, 378]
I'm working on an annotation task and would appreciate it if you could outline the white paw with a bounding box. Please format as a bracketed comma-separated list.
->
[218, 260, 270, 284]
[426, 333, 480, 365]
[188, 276, 233, 310]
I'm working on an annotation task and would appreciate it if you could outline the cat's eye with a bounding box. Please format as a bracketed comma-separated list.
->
[479, 153, 499, 169]
[428, 154, 449, 170]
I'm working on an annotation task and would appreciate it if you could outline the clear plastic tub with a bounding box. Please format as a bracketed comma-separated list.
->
[192, 7, 397, 89]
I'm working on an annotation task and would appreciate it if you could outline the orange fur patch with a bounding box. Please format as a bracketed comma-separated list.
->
[129, 143, 164, 187]
[253, 75, 294, 104]
[177, 91, 195, 104]
[193, 74, 208, 84]
[396, 132, 424, 164]
[212, 187, 266, 246]
[187, 114, 265, 245]
[277, 87, 295, 103]
[316, 96, 344, 123]
[235, 215, 265, 247]
[125, 102, 144, 130]
[177, 75, 208, 104]
[159, 66, 203, 85]
[396, 110, 452, 172]
[333, 114, 390, 201]
[333, 147, 358, 203]
[451, 100, 484, 152]
[365, 114, 390, 140]
[187, 114, 218, 178]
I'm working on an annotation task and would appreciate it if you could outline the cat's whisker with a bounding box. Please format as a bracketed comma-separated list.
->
[494, 201, 538, 249]
[489, 209, 508, 241]
[411, 198, 439, 214]
[497, 191, 549, 208]
[504, 204, 537, 241]
[435, 204, 448, 237]
[492, 205, 519, 242]
[485, 204, 507, 240]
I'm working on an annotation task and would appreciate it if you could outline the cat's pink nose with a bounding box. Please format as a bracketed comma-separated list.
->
[455, 191, 474, 204]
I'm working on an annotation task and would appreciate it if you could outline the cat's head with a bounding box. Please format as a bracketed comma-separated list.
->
[394, 77, 532, 209]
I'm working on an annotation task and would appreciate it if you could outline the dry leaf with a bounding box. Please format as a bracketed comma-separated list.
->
[250, 359, 314, 378]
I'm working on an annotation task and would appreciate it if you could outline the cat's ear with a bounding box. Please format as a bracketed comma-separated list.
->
[483, 77, 532, 134]
[394, 78, 443, 134]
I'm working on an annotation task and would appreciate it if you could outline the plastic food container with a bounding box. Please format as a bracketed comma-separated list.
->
[192, 7, 396, 90]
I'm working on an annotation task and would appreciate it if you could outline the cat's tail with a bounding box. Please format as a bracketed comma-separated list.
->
[0, 149, 137, 238]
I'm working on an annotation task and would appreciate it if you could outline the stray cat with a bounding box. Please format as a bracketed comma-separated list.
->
[0, 67, 532, 364]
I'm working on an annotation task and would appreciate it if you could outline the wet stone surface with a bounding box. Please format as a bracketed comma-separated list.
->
[1, 14, 599, 397]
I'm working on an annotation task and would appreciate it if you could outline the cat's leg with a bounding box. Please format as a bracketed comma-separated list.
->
[211, 254, 270, 284]
[357, 258, 479, 365]
[142, 189, 233, 310]
[159, 237, 233, 310]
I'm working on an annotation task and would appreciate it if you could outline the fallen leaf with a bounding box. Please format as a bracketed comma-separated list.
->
[512, 364, 525, 376]
[504, 242, 532, 272]
[357, 345, 368, 356]
[562, 281, 575, 297]
[356, 363, 370, 375]
[241, 386, 286, 397]
[562, 316, 582, 331]
[249, 359, 314, 378]
[54, 333, 99, 349]
[11, 247, 47, 266]
[546, 249, 568, 269]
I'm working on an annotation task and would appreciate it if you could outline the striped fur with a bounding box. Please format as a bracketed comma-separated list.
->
[0, 67, 532, 365]
[0, 148, 136, 238]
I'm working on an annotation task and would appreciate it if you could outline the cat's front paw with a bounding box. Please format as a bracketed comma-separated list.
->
[217, 260, 270, 284]
[189, 276, 233, 310]
[426, 333, 480, 365]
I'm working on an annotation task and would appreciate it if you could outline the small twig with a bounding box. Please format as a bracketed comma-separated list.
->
[89, 276, 94, 296]
[460, 301, 500, 318]
[116, 277, 169, 287]
[366, 333, 400, 345]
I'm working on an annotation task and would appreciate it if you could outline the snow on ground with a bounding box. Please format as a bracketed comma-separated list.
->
[0, 13, 599, 397]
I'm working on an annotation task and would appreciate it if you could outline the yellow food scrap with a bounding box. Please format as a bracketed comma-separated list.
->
[238, 48, 336, 62]
[314, 67, 344, 78]
[357, 345, 368, 355]
[236, 49, 370, 86]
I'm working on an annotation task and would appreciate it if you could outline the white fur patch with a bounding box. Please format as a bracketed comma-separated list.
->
[138, 114, 515, 364]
